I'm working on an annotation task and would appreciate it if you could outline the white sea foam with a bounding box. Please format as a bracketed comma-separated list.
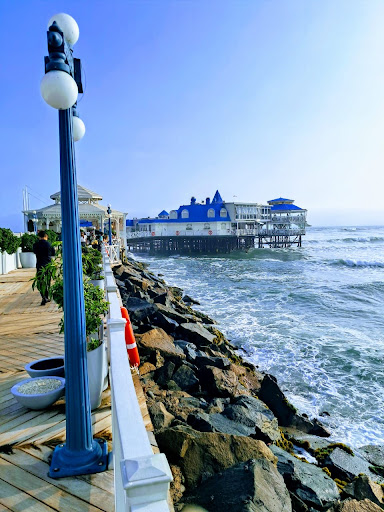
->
[341, 259, 384, 267]
[134, 226, 384, 448]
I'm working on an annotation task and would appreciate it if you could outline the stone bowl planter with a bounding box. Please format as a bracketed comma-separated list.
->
[11, 377, 65, 410]
[25, 356, 65, 378]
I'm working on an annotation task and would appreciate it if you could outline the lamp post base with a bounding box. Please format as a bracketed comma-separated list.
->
[49, 438, 108, 478]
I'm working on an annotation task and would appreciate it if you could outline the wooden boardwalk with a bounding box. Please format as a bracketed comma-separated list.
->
[0, 268, 155, 512]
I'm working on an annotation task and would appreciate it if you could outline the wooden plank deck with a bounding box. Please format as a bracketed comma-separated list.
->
[0, 268, 156, 511]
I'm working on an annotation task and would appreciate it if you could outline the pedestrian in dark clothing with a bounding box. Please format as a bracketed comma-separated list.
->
[33, 231, 55, 305]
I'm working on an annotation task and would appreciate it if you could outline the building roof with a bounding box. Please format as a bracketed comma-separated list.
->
[50, 185, 103, 201]
[212, 190, 223, 204]
[126, 190, 230, 226]
[268, 197, 294, 204]
[30, 203, 123, 217]
[271, 204, 304, 211]
[158, 210, 169, 217]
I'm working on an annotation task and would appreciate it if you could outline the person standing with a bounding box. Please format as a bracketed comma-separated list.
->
[33, 231, 55, 306]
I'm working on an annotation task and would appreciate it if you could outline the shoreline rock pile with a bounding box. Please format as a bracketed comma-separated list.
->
[113, 259, 384, 512]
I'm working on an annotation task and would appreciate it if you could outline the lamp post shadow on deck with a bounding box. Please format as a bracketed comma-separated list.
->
[40, 13, 108, 478]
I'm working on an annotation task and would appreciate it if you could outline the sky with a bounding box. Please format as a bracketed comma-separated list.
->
[1, 0, 384, 229]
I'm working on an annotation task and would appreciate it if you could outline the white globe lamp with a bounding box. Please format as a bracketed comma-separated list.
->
[73, 115, 86, 141]
[40, 71, 78, 110]
[48, 13, 79, 46]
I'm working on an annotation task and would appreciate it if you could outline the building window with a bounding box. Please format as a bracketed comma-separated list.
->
[181, 209, 189, 219]
[186, 223, 192, 230]
[221, 223, 226, 230]
[220, 208, 227, 218]
[170, 210, 177, 219]
[204, 223, 210, 229]
[207, 208, 215, 218]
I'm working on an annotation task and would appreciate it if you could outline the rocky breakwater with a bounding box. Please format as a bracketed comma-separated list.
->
[113, 259, 384, 512]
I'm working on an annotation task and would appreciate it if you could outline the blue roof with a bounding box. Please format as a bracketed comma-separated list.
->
[158, 210, 169, 217]
[268, 197, 294, 203]
[126, 219, 134, 226]
[271, 204, 303, 211]
[126, 190, 230, 225]
[212, 190, 223, 203]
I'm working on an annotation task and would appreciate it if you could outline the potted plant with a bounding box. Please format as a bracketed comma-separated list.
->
[0, 228, 21, 274]
[20, 233, 38, 268]
[33, 253, 109, 410]
[82, 246, 104, 290]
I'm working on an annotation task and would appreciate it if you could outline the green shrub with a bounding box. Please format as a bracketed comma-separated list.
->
[0, 228, 20, 255]
[20, 233, 38, 252]
[46, 230, 58, 244]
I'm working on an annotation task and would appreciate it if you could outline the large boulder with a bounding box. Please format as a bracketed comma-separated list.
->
[270, 445, 339, 509]
[149, 402, 175, 430]
[178, 323, 216, 346]
[358, 445, 384, 469]
[182, 458, 292, 512]
[199, 365, 239, 398]
[152, 312, 179, 335]
[230, 363, 264, 395]
[283, 428, 333, 453]
[124, 297, 157, 323]
[343, 475, 384, 508]
[223, 395, 281, 443]
[172, 365, 200, 392]
[333, 499, 383, 512]
[258, 375, 330, 437]
[135, 328, 186, 361]
[156, 424, 277, 488]
[194, 350, 231, 370]
[156, 303, 190, 324]
[324, 448, 383, 483]
[187, 411, 254, 436]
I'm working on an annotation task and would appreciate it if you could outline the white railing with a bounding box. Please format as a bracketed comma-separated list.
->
[259, 229, 305, 236]
[126, 227, 306, 240]
[102, 250, 172, 511]
[105, 242, 121, 264]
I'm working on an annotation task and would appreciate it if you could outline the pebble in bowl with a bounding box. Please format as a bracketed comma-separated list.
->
[11, 376, 65, 410]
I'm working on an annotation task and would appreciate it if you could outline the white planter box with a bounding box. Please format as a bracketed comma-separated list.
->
[20, 252, 37, 269]
[0, 251, 18, 275]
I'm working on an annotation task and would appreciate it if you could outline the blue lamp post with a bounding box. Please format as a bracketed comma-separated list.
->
[40, 13, 107, 478]
[107, 204, 112, 245]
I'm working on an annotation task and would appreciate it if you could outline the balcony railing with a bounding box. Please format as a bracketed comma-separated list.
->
[126, 227, 306, 240]
[102, 250, 172, 511]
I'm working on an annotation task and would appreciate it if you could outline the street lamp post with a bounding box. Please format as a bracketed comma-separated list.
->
[40, 13, 107, 478]
[107, 204, 112, 245]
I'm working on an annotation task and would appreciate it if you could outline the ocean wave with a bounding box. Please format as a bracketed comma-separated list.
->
[333, 258, 384, 268]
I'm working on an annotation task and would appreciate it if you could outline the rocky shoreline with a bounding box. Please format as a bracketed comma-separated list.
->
[113, 258, 384, 512]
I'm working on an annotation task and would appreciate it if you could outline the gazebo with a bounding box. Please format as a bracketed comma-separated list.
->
[23, 185, 126, 240]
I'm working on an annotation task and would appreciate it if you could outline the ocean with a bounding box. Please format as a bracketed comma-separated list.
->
[132, 226, 384, 449]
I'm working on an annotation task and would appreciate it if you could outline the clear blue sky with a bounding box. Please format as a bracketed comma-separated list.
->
[1, 0, 384, 229]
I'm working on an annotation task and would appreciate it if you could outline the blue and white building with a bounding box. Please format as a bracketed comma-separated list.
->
[126, 191, 307, 251]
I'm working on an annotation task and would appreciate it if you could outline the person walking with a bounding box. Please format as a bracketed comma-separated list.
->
[33, 231, 55, 306]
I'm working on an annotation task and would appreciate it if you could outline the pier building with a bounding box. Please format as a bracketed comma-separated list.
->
[126, 191, 307, 253]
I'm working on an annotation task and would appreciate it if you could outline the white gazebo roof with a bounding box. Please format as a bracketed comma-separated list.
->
[50, 185, 103, 202]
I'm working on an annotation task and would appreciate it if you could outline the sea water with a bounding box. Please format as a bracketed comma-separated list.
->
[133, 226, 384, 448]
